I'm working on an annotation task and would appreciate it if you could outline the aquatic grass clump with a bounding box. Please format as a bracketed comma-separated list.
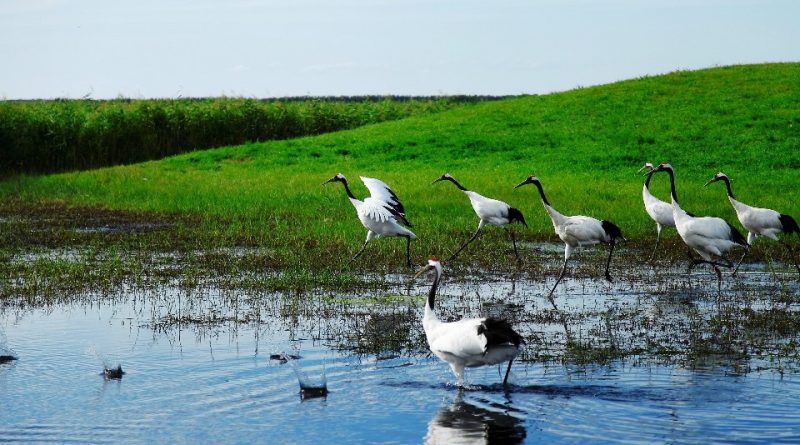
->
[260, 269, 369, 292]
[338, 310, 423, 355]
[0, 247, 141, 303]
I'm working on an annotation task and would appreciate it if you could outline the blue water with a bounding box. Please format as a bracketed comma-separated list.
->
[1, 275, 799, 444]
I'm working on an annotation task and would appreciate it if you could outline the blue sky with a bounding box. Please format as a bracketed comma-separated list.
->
[1, 0, 799, 99]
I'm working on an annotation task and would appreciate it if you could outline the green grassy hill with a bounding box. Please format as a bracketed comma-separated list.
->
[2, 63, 799, 271]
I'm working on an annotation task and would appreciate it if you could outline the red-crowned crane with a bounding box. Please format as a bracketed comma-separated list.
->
[433, 173, 527, 262]
[639, 161, 676, 262]
[704, 171, 799, 275]
[324, 173, 416, 267]
[514, 175, 624, 301]
[415, 257, 524, 386]
[652, 163, 748, 295]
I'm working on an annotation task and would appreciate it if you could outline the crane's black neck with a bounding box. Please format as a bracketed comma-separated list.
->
[719, 177, 735, 199]
[428, 272, 441, 310]
[338, 178, 356, 199]
[442, 177, 468, 191]
[533, 181, 551, 206]
[644, 170, 654, 188]
[665, 168, 678, 202]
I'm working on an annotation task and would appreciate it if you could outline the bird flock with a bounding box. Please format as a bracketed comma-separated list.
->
[325, 164, 798, 386]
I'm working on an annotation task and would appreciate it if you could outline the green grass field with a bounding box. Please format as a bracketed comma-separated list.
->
[1, 63, 799, 276]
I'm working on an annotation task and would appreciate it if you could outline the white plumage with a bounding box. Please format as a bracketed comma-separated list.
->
[705, 171, 799, 274]
[515, 175, 624, 300]
[324, 173, 416, 267]
[639, 161, 676, 261]
[416, 257, 523, 386]
[433, 173, 527, 261]
[652, 163, 748, 293]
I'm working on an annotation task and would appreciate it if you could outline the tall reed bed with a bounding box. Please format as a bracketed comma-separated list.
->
[0, 97, 484, 174]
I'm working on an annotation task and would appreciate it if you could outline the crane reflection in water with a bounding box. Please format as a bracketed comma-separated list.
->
[425, 390, 526, 444]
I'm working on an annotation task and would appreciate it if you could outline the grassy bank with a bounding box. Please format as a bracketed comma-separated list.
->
[1, 63, 799, 279]
[0, 96, 482, 174]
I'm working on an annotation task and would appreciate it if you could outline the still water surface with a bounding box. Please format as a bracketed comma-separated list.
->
[1, 275, 799, 444]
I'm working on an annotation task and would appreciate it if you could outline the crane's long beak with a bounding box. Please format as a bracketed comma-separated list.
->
[322, 177, 337, 185]
[431, 177, 444, 185]
[413, 264, 434, 279]
[638, 165, 654, 175]
[513, 179, 532, 189]
[703, 177, 717, 187]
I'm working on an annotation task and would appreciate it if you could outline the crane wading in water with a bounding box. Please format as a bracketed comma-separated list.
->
[415, 257, 524, 386]
[704, 171, 800, 276]
[324, 173, 416, 267]
[652, 163, 748, 295]
[639, 161, 677, 263]
[514, 174, 624, 301]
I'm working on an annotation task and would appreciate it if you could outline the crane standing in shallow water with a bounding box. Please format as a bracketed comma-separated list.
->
[433, 173, 527, 262]
[704, 171, 800, 276]
[514, 175, 624, 301]
[652, 163, 748, 295]
[415, 257, 524, 386]
[324, 173, 416, 268]
[639, 161, 676, 263]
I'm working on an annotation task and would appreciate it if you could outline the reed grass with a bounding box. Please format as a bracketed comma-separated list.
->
[0, 96, 484, 174]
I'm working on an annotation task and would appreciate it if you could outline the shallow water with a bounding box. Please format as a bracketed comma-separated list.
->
[1, 269, 799, 444]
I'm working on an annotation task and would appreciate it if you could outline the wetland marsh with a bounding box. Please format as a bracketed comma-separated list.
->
[1, 254, 799, 443]
[2, 64, 800, 443]
[2, 205, 800, 443]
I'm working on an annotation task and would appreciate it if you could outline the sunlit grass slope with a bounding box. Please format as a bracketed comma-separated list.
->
[2, 63, 799, 269]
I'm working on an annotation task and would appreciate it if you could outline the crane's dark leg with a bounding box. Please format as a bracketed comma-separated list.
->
[686, 259, 696, 292]
[449, 225, 483, 261]
[689, 257, 733, 297]
[731, 250, 749, 276]
[505, 228, 521, 262]
[503, 359, 514, 386]
[351, 240, 370, 262]
[604, 240, 616, 282]
[405, 235, 412, 268]
[547, 258, 569, 302]
[648, 230, 662, 264]
[351, 231, 375, 262]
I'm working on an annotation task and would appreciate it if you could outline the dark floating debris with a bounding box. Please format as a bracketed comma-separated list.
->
[0, 355, 17, 364]
[300, 385, 329, 399]
[103, 365, 125, 380]
[270, 353, 301, 362]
